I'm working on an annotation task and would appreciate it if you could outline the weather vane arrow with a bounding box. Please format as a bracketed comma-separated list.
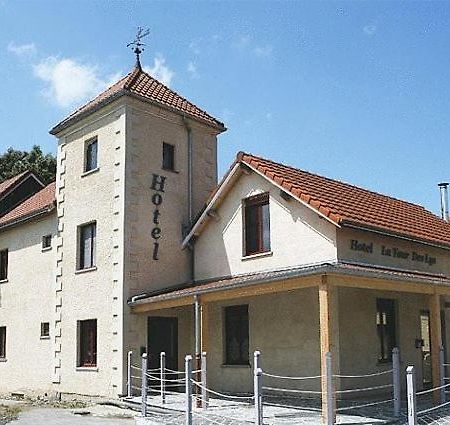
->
[127, 27, 150, 70]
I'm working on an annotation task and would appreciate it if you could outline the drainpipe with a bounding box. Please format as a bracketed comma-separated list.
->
[438, 183, 449, 222]
[182, 116, 194, 225]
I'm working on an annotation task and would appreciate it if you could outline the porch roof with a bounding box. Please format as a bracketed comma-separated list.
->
[128, 261, 450, 309]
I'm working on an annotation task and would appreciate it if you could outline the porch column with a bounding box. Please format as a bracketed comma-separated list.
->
[430, 292, 443, 403]
[319, 275, 338, 424]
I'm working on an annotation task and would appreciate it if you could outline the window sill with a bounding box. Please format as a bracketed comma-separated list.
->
[221, 364, 251, 369]
[0, 279, 8, 284]
[41, 246, 52, 252]
[75, 266, 97, 275]
[81, 168, 100, 178]
[76, 366, 98, 372]
[40, 336, 50, 340]
[0, 358, 7, 363]
[241, 251, 273, 261]
[162, 167, 179, 174]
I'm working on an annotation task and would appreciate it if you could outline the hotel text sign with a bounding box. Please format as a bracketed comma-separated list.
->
[350, 239, 437, 266]
[150, 174, 166, 260]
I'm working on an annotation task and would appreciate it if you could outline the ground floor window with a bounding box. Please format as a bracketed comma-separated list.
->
[376, 298, 397, 362]
[78, 319, 97, 367]
[224, 304, 249, 365]
[0, 327, 5, 358]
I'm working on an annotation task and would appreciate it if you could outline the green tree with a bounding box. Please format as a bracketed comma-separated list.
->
[0, 146, 56, 185]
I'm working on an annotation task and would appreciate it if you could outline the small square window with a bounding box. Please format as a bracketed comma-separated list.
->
[0, 250, 8, 281]
[42, 235, 52, 250]
[0, 327, 6, 358]
[40, 322, 50, 338]
[78, 319, 97, 367]
[162, 143, 175, 171]
[78, 222, 96, 270]
[85, 138, 98, 172]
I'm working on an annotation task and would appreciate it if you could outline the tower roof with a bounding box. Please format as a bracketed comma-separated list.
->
[50, 65, 226, 135]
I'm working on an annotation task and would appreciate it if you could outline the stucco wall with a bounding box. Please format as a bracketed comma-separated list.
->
[194, 172, 338, 281]
[0, 215, 56, 394]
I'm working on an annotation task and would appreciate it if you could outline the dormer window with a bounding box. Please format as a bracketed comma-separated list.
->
[85, 137, 98, 173]
[244, 193, 270, 256]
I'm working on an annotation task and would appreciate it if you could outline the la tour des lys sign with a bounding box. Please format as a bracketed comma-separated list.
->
[150, 173, 166, 260]
[350, 240, 437, 266]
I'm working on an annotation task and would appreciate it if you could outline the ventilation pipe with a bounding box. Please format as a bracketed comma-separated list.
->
[438, 182, 449, 222]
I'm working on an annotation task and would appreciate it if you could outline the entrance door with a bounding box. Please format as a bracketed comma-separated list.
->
[420, 311, 432, 386]
[147, 317, 178, 373]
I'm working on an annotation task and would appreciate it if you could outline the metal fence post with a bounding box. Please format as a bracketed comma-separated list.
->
[393, 347, 401, 417]
[325, 352, 334, 425]
[406, 366, 417, 425]
[201, 351, 208, 410]
[141, 353, 148, 417]
[254, 367, 263, 425]
[440, 345, 446, 403]
[185, 355, 193, 425]
[160, 351, 166, 405]
[127, 350, 132, 398]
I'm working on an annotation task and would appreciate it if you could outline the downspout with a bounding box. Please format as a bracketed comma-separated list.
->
[183, 116, 194, 225]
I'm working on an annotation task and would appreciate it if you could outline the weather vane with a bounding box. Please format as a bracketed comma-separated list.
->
[127, 27, 150, 69]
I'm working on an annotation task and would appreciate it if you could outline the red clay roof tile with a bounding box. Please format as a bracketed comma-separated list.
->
[50, 66, 225, 134]
[240, 152, 450, 248]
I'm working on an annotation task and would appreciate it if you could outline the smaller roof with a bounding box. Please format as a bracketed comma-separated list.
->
[0, 171, 42, 199]
[0, 182, 56, 229]
[50, 65, 226, 135]
[184, 152, 450, 249]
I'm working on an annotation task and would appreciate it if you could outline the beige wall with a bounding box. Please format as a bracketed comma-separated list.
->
[337, 227, 450, 276]
[194, 172, 338, 281]
[0, 215, 56, 395]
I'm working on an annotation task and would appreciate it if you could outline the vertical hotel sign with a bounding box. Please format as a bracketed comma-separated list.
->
[151, 174, 166, 260]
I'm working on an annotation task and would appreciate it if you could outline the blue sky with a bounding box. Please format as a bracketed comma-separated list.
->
[1, 1, 449, 215]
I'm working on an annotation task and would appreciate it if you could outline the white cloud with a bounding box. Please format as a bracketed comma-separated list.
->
[253, 45, 273, 58]
[189, 41, 201, 56]
[33, 57, 111, 108]
[187, 61, 199, 79]
[8, 42, 37, 58]
[144, 54, 174, 87]
[363, 24, 377, 36]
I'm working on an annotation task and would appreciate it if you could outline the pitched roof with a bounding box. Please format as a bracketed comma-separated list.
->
[184, 152, 450, 249]
[239, 152, 450, 248]
[50, 65, 226, 135]
[0, 182, 56, 228]
[0, 171, 41, 199]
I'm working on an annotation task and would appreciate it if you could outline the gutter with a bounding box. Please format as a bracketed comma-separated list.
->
[0, 204, 56, 233]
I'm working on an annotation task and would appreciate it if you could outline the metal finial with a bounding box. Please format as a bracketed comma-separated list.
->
[127, 27, 150, 70]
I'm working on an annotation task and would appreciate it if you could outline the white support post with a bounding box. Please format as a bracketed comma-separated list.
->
[406, 366, 417, 425]
[440, 345, 446, 403]
[393, 347, 401, 417]
[160, 351, 166, 405]
[254, 351, 263, 425]
[185, 355, 193, 425]
[325, 352, 334, 425]
[141, 353, 148, 417]
[201, 351, 208, 410]
[127, 350, 132, 398]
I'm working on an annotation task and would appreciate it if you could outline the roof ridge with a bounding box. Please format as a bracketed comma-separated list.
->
[240, 151, 429, 212]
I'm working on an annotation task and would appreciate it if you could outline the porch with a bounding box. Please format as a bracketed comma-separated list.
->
[127, 262, 450, 422]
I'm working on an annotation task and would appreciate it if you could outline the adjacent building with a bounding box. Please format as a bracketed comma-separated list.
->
[1, 60, 450, 404]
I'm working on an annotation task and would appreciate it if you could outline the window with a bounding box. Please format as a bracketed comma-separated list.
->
[377, 298, 397, 362]
[225, 305, 249, 365]
[85, 138, 98, 172]
[162, 142, 175, 171]
[0, 250, 7, 281]
[78, 222, 96, 270]
[244, 193, 270, 256]
[0, 327, 5, 359]
[40, 322, 50, 338]
[78, 319, 97, 367]
[42, 235, 52, 250]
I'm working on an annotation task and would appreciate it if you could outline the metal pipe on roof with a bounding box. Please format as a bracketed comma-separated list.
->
[438, 183, 449, 222]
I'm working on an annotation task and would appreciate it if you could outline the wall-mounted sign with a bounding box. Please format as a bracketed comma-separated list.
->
[151, 174, 166, 260]
[350, 239, 437, 266]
